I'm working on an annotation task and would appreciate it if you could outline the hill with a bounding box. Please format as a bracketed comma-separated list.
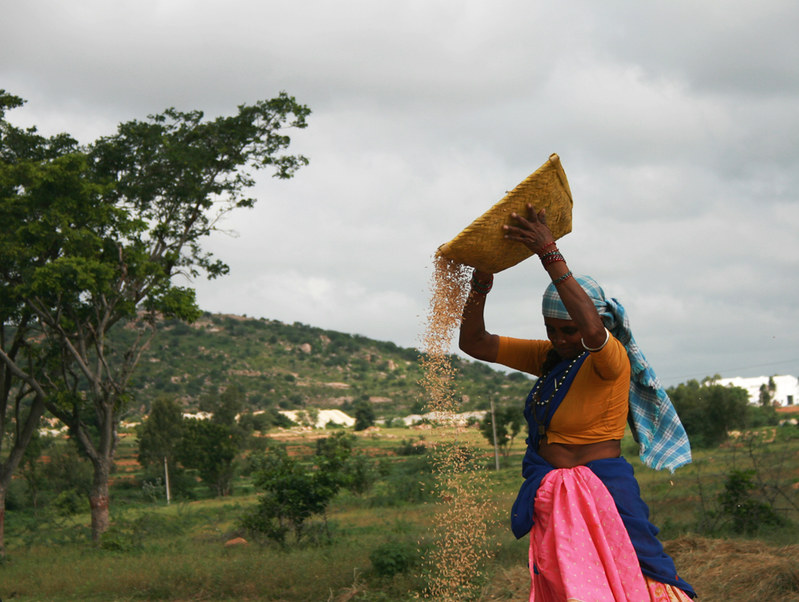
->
[120, 312, 534, 420]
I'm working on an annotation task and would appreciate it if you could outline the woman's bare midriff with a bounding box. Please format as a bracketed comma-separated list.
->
[538, 439, 621, 468]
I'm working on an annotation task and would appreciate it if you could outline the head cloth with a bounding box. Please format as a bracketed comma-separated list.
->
[542, 275, 692, 472]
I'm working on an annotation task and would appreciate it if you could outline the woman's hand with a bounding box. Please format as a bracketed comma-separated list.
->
[502, 203, 555, 255]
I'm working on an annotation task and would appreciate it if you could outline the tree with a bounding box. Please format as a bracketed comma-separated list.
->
[176, 418, 239, 496]
[479, 405, 522, 457]
[667, 379, 750, 448]
[759, 376, 776, 407]
[136, 395, 185, 493]
[0, 91, 310, 541]
[212, 385, 245, 428]
[15, 430, 54, 511]
[0, 90, 85, 554]
[241, 435, 354, 544]
[352, 399, 375, 431]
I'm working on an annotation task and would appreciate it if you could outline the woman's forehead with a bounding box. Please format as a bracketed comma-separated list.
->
[544, 317, 578, 328]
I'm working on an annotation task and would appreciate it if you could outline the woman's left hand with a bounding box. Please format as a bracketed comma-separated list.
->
[502, 203, 555, 254]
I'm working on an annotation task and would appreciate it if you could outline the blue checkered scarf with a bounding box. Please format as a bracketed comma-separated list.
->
[542, 275, 692, 472]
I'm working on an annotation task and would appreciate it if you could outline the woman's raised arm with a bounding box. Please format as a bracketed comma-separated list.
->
[502, 204, 606, 349]
[458, 269, 500, 362]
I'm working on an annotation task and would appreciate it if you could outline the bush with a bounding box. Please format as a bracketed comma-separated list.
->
[369, 540, 420, 577]
[716, 469, 785, 535]
[395, 439, 426, 456]
[52, 490, 86, 517]
[369, 455, 434, 506]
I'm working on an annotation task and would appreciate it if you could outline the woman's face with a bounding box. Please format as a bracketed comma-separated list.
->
[544, 317, 583, 359]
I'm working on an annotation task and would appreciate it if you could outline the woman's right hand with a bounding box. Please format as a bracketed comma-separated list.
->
[503, 203, 556, 255]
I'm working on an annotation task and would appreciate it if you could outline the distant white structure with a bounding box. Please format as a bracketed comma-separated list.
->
[279, 409, 355, 428]
[401, 410, 488, 427]
[183, 411, 213, 421]
[715, 375, 798, 407]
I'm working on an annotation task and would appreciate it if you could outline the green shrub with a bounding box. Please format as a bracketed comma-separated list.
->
[717, 469, 785, 535]
[369, 540, 420, 577]
[395, 439, 426, 456]
[369, 455, 434, 506]
[52, 489, 86, 517]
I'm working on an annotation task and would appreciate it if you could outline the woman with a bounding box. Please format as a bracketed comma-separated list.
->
[459, 204, 696, 600]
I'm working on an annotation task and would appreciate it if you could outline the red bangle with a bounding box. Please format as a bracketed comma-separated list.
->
[540, 252, 565, 267]
[538, 241, 557, 254]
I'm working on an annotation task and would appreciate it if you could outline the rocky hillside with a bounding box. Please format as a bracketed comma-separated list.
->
[122, 313, 534, 420]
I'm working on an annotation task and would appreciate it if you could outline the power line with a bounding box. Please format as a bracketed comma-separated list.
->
[663, 357, 799, 383]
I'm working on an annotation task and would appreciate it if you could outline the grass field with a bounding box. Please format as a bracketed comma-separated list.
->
[2, 424, 799, 600]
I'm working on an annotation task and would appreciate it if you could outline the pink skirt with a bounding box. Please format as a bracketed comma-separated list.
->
[528, 466, 692, 601]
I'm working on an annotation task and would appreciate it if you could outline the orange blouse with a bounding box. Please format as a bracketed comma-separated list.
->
[496, 334, 630, 444]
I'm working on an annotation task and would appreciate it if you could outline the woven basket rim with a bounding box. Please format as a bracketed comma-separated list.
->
[436, 153, 573, 273]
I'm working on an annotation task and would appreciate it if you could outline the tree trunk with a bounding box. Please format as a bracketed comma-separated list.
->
[89, 458, 111, 542]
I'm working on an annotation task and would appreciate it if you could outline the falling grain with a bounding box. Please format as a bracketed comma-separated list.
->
[417, 254, 496, 601]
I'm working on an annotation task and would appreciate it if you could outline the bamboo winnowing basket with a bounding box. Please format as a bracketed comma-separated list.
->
[437, 153, 573, 273]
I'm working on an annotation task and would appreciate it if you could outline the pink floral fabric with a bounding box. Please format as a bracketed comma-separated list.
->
[528, 465, 679, 601]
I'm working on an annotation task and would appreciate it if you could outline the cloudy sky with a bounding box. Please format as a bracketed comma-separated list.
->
[2, 0, 798, 386]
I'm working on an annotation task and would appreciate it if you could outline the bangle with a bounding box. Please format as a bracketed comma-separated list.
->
[470, 273, 493, 295]
[540, 251, 565, 267]
[582, 328, 610, 352]
[552, 270, 573, 286]
[538, 241, 557, 254]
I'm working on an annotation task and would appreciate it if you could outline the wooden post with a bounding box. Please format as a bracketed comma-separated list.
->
[490, 398, 500, 471]
[164, 456, 171, 504]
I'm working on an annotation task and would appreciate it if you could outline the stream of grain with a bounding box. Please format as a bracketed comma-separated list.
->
[417, 254, 496, 600]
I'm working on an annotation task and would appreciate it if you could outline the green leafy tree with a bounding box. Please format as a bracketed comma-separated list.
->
[668, 379, 750, 448]
[759, 376, 776, 407]
[242, 435, 356, 544]
[480, 405, 522, 457]
[41, 443, 93, 515]
[16, 431, 55, 510]
[136, 395, 185, 493]
[0, 90, 84, 553]
[175, 418, 239, 497]
[212, 385, 245, 428]
[352, 399, 376, 431]
[0, 91, 309, 540]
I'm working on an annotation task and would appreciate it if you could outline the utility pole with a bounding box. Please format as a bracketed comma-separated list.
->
[490, 398, 500, 471]
[164, 456, 171, 504]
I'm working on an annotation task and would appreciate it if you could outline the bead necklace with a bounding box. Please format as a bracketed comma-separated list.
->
[530, 352, 586, 437]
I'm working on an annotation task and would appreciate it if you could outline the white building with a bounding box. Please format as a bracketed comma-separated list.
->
[401, 410, 488, 426]
[278, 409, 356, 428]
[715, 375, 798, 407]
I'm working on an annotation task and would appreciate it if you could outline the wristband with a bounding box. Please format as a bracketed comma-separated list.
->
[538, 241, 557, 254]
[552, 270, 573, 286]
[470, 273, 493, 295]
[540, 251, 565, 267]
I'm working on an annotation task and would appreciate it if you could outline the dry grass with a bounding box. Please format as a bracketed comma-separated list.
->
[477, 535, 799, 601]
[666, 536, 799, 601]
